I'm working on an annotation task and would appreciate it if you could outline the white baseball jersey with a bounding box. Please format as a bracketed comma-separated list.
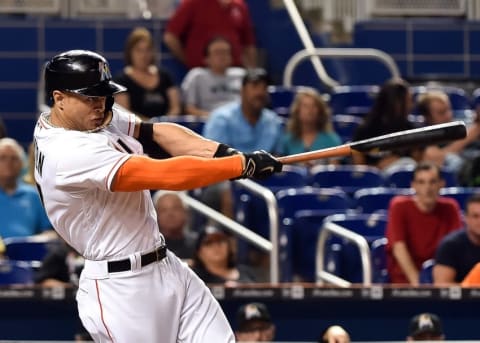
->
[33, 105, 163, 260]
[34, 105, 235, 342]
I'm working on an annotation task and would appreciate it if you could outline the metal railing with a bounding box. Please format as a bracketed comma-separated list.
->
[183, 179, 280, 284]
[316, 221, 372, 287]
[283, 47, 401, 90]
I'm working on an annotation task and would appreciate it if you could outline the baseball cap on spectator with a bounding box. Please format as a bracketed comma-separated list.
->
[236, 302, 272, 332]
[195, 226, 229, 251]
[408, 313, 444, 339]
[242, 68, 269, 86]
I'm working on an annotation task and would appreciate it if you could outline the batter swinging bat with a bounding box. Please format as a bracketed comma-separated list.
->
[278, 120, 467, 165]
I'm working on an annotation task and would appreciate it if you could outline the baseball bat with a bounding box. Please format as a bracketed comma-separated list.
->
[278, 120, 467, 165]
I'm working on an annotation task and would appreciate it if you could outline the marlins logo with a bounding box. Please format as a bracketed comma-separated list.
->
[99, 61, 112, 81]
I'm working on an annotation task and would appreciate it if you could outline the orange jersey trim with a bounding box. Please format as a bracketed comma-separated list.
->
[111, 155, 243, 192]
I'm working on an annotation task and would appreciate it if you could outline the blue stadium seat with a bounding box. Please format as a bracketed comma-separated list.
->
[332, 114, 363, 143]
[4, 236, 59, 265]
[384, 165, 458, 188]
[267, 85, 298, 118]
[152, 115, 206, 134]
[419, 258, 435, 284]
[310, 164, 384, 195]
[354, 187, 411, 213]
[0, 260, 34, 285]
[329, 85, 379, 116]
[439, 187, 480, 212]
[276, 187, 351, 281]
[371, 237, 389, 283]
[255, 165, 309, 191]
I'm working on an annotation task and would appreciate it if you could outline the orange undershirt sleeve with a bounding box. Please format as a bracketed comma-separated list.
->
[111, 155, 243, 192]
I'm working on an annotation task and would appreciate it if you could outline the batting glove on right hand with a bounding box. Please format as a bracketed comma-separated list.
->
[241, 150, 283, 180]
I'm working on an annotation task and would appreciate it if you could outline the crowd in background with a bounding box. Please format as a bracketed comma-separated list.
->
[1, 0, 480, 341]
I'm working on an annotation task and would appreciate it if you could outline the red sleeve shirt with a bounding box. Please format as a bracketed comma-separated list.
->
[166, 0, 256, 68]
[386, 195, 462, 283]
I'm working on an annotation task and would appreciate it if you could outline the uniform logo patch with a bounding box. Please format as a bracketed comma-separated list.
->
[99, 61, 111, 81]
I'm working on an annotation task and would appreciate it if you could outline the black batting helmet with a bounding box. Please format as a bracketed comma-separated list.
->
[45, 49, 126, 100]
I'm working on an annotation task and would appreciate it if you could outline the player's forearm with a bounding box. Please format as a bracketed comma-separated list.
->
[111, 155, 243, 192]
[150, 122, 218, 157]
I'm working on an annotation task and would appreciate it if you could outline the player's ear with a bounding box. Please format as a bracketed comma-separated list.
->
[52, 90, 64, 104]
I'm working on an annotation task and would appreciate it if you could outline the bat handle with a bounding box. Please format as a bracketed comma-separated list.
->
[278, 145, 352, 165]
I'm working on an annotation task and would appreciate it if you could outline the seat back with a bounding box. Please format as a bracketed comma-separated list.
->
[310, 165, 384, 195]
[411, 85, 471, 112]
[439, 187, 480, 212]
[4, 236, 58, 264]
[354, 187, 410, 213]
[267, 85, 298, 118]
[371, 237, 389, 283]
[154, 114, 206, 134]
[332, 114, 363, 143]
[0, 260, 34, 285]
[419, 258, 435, 284]
[384, 165, 458, 188]
[329, 85, 379, 116]
[255, 165, 309, 191]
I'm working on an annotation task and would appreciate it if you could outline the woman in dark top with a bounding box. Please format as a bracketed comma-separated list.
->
[114, 27, 181, 119]
[352, 78, 423, 171]
[192, 226, 257, 285]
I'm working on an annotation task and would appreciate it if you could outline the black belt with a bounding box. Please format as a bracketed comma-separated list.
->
[107, 246, 167, 273]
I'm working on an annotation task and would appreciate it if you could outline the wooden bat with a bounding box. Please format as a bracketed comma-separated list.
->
[278, 120, 467, 165]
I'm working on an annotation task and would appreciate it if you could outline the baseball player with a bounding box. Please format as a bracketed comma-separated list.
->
[33, 50, 282, 343]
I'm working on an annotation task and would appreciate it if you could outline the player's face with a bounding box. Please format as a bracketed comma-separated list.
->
[0, 145, 23, 181]
[411, 168, 444, 209]
[205, 40, 232, 72]
[428, 98, 452, 125]
[131, 39, 153, 69]
[60, 92, 107, 131]
[155, 194, 187, 236]
[465, 202, 480, 244]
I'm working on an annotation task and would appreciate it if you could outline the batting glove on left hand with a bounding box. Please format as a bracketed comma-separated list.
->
[241, 150, 283, 180]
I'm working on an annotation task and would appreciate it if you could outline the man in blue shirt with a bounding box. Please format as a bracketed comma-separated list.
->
[203, 68, 283, 153]
[0, 138, 52, 238]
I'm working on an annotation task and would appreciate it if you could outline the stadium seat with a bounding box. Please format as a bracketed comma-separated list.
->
[384, 165, 458, 188]
[152, 114, 206, 134]
[419, 258, 435, 284]
[332, 114, 363, 143]
[371, 237, 389, 283]
[4, 236, 59, 266]
[329, 85, 379, 116]
[354, 187, 411, 213]
[255, 164, 309, 191]
[310, 164, 384, 195]
[276, 187, 351, 281]
[0, 260, 34, 285]
[439, 187, 480, 211]
[267, 85, 298, 117]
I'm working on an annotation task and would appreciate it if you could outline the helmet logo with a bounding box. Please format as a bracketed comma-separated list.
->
[99, 61, 112, 81]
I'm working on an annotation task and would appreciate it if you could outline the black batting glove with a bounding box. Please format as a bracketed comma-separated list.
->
[241, 150, 283, 179]
[214, 143, 240, 157]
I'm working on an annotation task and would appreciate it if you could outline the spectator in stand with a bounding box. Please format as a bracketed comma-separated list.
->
[163, 0, 257, 69]
[0, 138, 54, 238]
[181, 36, 245, 117]
[433, 194, 480, 285]
[318, 325, 351, 343]
[114, 27, 181, 120]
[407, 313, 445, 341]
[279, 87, 342, 163]
[203, 68, 283, 153]
[152, 190, 197, 263]
[386, 162, 462, 285]
[191, 225, 257, 285]
[352, 78, 423, 172]
[417, 90, 480, 173]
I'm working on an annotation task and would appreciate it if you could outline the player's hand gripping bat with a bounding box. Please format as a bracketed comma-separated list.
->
[278, 121, 467, 165]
